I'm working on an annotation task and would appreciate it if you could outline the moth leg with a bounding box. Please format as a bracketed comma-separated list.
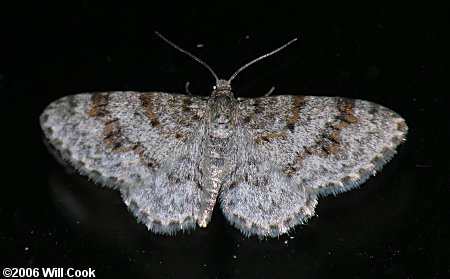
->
[185, 81, 192, 95]
[264, 86, 275, 97]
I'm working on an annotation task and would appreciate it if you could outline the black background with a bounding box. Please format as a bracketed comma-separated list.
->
[1, 2, 449, 278]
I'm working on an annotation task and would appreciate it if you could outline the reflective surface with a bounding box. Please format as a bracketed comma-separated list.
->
[1, 2, 448, 278]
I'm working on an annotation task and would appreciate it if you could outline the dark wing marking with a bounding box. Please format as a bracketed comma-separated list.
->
[41, 91, 208, 233]
[237, 95, 407, 196]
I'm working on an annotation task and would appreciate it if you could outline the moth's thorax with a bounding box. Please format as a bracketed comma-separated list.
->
[208, 91, 237, 139]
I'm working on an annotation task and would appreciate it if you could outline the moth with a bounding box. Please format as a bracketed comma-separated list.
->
[40, 33, 407, 237]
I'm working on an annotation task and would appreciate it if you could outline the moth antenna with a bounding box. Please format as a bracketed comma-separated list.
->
[155, 31, 219, 82]
[228, 38, 297, 83]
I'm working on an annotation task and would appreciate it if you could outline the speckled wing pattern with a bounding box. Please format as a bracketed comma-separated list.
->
[40, 92, 209, 233]
[41, 90, 407, 238]
[237, 95, 407, 196]
[219, 95, 407, 236]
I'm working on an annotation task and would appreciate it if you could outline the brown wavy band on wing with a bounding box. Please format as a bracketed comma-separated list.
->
[89, 93, 156, 171]
[139, 93, 188, 142]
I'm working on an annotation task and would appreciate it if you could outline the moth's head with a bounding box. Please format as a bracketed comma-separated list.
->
[155, 32, 297, 98]
[213, 79, 232, 92]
